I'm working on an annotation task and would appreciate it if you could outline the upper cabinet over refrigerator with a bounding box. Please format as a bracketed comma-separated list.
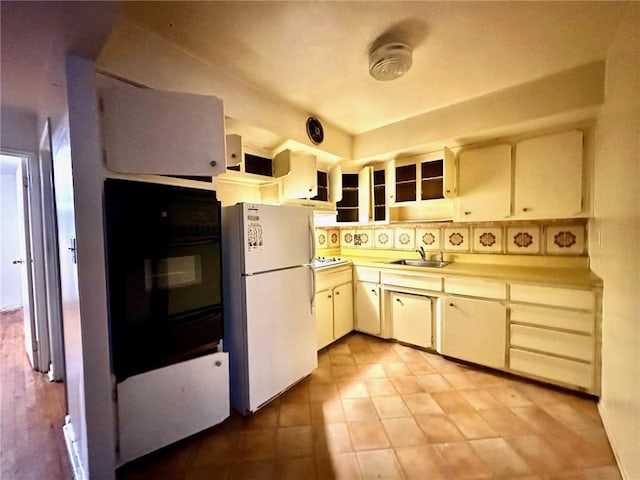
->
[100, 86, 226, 177]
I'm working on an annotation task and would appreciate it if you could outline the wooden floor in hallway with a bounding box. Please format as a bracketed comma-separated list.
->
[0, 308, 71, 480]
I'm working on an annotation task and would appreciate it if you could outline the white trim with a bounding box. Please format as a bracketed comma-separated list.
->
[63, 416, 87, 480]
[598, 402, 628, 480]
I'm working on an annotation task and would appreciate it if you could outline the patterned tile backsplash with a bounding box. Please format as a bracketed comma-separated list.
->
[316, 220, 588, 256]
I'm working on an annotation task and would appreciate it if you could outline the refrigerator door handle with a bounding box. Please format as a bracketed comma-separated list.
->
[308, 216, 316, 264]
[309, 265, 316, 313]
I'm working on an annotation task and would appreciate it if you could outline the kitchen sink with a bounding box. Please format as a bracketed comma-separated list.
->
[390, 259, 451, 268]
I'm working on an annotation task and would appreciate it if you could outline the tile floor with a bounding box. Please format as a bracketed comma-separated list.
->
[117, 333, 621, 480]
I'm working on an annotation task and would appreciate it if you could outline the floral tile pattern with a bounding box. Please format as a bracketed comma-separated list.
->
[545, 225, 585, 255]
[341, 228, 356, 248]
[443, 227, 470, 252]
[394, 227, 416, 250]
[374, 228, 394, 249]
[416, 227, 441, 251]
[473, 227, 503, 253]
[507, 226, 541, 254]
[355, 228, 373, 248]
[315, 229, 328, 248]
[328, 229, 340, 248]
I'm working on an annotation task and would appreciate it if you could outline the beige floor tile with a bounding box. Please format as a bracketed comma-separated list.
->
[443, 372, 479, 389]
[511, 405, 572, 434]
[394, 346, 429, 363]
[458, 388, 504, 410]
[338, 380, 370, 399]
[348, 420, 390, 450]
[310, 399, 345, 424]
[546, 465, 623, 480]
[435, 441, 493, 479]
[395, 444, 449, 479]
[470, 437, 533, 477]
[191, 430, 241, 466]
[372, 395, 411, 418]
[405, 359, 436, 375]
[237, 429, 277, 461]
[381, 417, 427, 447]
[357, 363, 387, 378]
[242, 403, 280, 430]
[315, 452, 362, 480]
[329, 341, 352, 354]
[275, 426, 313, 458]
[280, 380, 310, 404]
[381, 362, 413, 377]
[352, 351, 377, 364]
[390, 376, 425, 395]
[374, 349, 404, 364]
[309, 365, 335, 383]
[415, 415, 465, 443]
[576, 428, 617, 464]
[333, 364, 361, 379]
[365, 378, 398, 397]
[342, 398, 378, 421]
[273, 456, 316, 480]
[416, 373, 455, 393]
[278, 402, 311, 426]
[330, 352, 356, 366]
[479, 407, 534, 435]
[356, 449, 404, 479]
[449, 411, 499, 439]
[402, 392, 445, 416]
[488, 386, 534, 407]
[505, 434, 574, 473]
[309, 381, 339, 402]
[425, 356, 465, 373]
[313, 422, 353, 454]
[228, 460, 274, 480]
[540, 402, 604, 432]
[431, 390, 476, 413]
[541, 428, 616, 469]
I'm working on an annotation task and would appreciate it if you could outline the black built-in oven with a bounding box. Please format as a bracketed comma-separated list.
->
[104, 179, 223, 382]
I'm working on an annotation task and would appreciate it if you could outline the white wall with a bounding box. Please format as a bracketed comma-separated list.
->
[0, 171, 23, 309]
[590, 4, 640, 480]
[0, 107, 37, 152]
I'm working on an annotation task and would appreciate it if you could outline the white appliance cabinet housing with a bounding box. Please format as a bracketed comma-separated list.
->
[273, 149, 318, 200]
[100, 86, 226, 176]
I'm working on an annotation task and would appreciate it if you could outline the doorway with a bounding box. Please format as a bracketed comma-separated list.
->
[1, 122, 65, 382]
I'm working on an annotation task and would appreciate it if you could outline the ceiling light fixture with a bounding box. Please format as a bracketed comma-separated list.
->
[369, 42, 413, 81]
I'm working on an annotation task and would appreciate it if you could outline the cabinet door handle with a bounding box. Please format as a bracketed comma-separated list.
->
[371, 289, 377, 296]
[464, 211, 471, 215]
[335, 291, 340, 296]
[522, 207, 530, 212]
[215, 360, 222, 367]
[449, 302, 455, 307]
[395, 298, 403, 305]
[328, 295, 332, 299]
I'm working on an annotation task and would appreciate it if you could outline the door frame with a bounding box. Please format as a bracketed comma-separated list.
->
[2, 147, 51, 373]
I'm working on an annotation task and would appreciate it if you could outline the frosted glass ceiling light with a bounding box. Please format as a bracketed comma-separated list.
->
[369, 42, 413, 81]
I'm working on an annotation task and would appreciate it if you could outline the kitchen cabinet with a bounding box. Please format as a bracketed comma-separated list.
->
[392, 148, 455, 205]
[337, 168, 370, 223]
[455, 144, 512, 221]
[355, 281, 381, 335]
[508, 283, 597, 392]
[442, 296, 507, 369]
[371, 162, 394, 223]
[315, 266, 354, 350]
[273, 149, 317, 199]
[100, 86, 226, 176]
[513, 130, 584, 219]
[391, 292, 433, 349]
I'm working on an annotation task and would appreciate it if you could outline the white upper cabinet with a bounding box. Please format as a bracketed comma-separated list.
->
[328, 164, 343, 203]
[513, 130, 583, 219]
[358, 167, 372, 224]
[455, 144, 512, 221]
[225, 134, 243, 168]
[100, 87, 225, 176]
[273, 149, 317, 199]
[392, 148, 455, 205]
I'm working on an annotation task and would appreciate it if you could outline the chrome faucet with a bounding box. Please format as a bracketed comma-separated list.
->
[416, 246, 426, 261]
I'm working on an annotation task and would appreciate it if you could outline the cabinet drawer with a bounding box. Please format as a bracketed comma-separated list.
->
[381, 271, 442, 292]
[444, 277, 506, 300]
[510, 348, 593, 390]
[316, 268, 353, 292]
[354, 266, 380, 283]
[510, 304, 593, 333]
[511, 284, 593, 310]
[510, 325, 593, 362]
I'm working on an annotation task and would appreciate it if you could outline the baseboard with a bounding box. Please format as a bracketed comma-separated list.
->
[63, 416, 87, 480]
[598, 401, 629, 480]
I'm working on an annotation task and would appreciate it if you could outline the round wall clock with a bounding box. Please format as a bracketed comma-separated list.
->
[306, 116, 324, 145]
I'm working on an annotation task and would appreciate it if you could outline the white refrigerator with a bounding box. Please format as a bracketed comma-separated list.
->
[222, 203, 318, 414]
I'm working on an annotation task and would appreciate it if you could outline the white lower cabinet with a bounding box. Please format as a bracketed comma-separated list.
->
[355, 281, 381, 335]
[391, 292, 433, 349]
[442, 296, 507, 369]
[315, 267, 354, 350]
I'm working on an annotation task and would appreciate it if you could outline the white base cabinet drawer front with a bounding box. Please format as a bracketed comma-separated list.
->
[510, 348, 593, 390]
[510, 304, 593, 333]
[316, 268, 353, 292]
[444, 277, 506, 300]
[354, 266, 380, 283]
[510, 325, 593, 362]
[391, 292, 433, 349]
[442, 296, 507, 369]
[510, 284, 593, 310]
[382, 271, 442, 292]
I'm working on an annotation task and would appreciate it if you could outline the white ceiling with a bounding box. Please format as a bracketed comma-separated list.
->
[121, 1, 627, 136]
